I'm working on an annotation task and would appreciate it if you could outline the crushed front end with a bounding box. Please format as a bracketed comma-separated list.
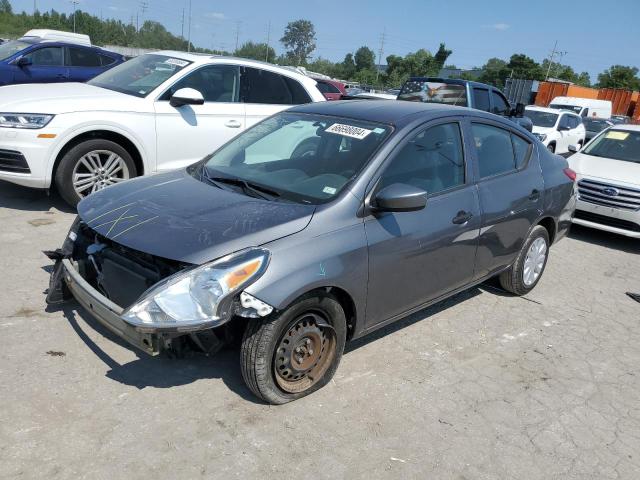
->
[46, 218, 273, 356]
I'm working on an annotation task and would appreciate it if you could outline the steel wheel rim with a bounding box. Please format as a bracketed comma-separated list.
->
[72, 150, 129, 198]
[523, 237, 547, 286]
[274, 312, 336, 394]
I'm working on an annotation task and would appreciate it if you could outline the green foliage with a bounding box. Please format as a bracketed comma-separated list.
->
[354, 46, 375, 72]
[0, 0, 12, 14]
[235, 41, 276, 63]
[597, 65, 640, 90]
[340, 53, 356, 79]
[280, 19, 316, 66]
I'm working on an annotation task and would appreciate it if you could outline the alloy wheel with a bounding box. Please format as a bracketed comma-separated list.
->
[72, 150, 130, 197]
[523, 237, 547, 286]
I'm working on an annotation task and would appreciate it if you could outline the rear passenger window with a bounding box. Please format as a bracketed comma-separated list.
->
[379, 123, 465, 195]
[472, 123, 531, 177]
[99, 54, 116, 66]
[284, 76, 312, 104]
[490, 91, 510, 116]
[473, 88, 490, 112]
[66, 47, 102, 67]
[243, 68, 303, 105]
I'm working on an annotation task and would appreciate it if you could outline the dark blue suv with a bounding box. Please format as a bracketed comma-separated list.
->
[0, 36, 125, 86]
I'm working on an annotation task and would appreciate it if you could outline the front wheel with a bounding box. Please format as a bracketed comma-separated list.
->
[240, 293, 346, 404]
[54, 139, 137, 207]
[499, 225, 550, 296]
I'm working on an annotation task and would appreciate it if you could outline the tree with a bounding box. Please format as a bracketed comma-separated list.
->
[575, 72, 591, 87]
[280, 19, 316, 66]
[433, 43, 452, 72]
[340, 53, 356, 79]
[597, 65, 640, 90]
[235, 41, 276, 63]
[477, 57, 507, 87]
[0, 0, 12, 14]
[506, 54, 544, 81]
[354, 46, 375, 72]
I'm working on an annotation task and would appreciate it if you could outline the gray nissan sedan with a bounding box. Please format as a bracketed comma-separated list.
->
[46, 100, 576, 404]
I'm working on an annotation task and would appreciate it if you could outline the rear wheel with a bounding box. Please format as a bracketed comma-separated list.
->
[240, 293, 346, 404]
[54, 139, 136, 207]
[499, 225, 550, 296]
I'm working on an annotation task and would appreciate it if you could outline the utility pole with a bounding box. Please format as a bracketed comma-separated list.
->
[265, 20, 271, 62]
[140, 1, 148, 27]
[544, 40, 566, 81]
[33, 0, 37, 15]
[376, 27, 386, 82]
[235, 21, 241, 52]
[70, 0, 79, 32]
[180, 8, 185, 39]
[186, 0, 192, 52]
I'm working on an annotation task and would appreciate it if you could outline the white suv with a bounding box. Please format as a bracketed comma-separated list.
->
[525, 106, 586, 155]
[568, 125, 640, 238]
[0, 52, 325, 205]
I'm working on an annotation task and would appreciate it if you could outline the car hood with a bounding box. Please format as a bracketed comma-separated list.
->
[568, 152, 640, 188]
[531, 126, 555, 135]
[77, 169, 316, 264]
[0, 82, 148, 114]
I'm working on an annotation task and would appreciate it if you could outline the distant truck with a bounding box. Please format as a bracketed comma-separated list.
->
[0, 29, 125, 86]
[548, 96, 612, 119]
[397, 77, 533, 132]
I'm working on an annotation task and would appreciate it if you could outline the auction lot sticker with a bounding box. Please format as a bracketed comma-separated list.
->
[605, 131, 629, 141]
[326, 123, 372, 140]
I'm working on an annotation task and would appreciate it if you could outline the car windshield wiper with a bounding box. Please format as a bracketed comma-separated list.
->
[203, 170, 281, 201]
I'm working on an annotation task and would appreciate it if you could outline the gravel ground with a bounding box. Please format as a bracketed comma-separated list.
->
[1, 180, 639, 480]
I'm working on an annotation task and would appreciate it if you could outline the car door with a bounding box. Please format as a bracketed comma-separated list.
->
[241, 67, 312, 128]
[470, 120, 543, 278]
[569, 115, 585, 148]
[154, 64, 245, 172]
[65, 46, 104, 82]
[364, 119, 481, 328]
[556, 114, 572, 153]
[12, 46, 67, 83]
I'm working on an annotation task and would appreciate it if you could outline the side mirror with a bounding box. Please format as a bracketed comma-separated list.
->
[372, 183, 427, 213]
[170, 88, 205, 107]
[511, 102, 525, 118]
[16, 56, 32, 67]
[568, 144, 579, 153]
[557, 125, 570, 132]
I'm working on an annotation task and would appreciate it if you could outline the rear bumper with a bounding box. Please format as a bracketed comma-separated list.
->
[62, 259, 161, 355]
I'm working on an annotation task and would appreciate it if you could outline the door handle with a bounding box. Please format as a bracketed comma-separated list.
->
[224, 120, 242, 128]
[529, 189, 540, 201]
[452, 210, 473, 224]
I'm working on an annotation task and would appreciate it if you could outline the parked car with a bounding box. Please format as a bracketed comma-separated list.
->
[0, 52, 325, 206]
[397, 77, 533, 131]
[0, 29, 125, 86]
[314, 78, 346, 101]
[46, 101, 576, 404]
[610, 115, 631, 125]
[548, 96, 612, 119]
[583, 117, 613, 141]
[525, 106, 586, 154]
[568, 125, 640, 238]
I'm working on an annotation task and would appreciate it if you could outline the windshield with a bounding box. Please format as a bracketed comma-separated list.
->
[525, 109, 559, 128]
[548, 103, 582, 114]
[582, 130, 640, 163]
[0, 40, 30, 61]
[199, 112, 392, 204]
[88, 54, 191, 97]
[583, 119, 610, 131]
[398, 81, 468, 106]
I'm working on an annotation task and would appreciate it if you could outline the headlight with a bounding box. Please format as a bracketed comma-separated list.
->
[535, 133, 547, 142]
[122, 248, 270, 330]
[0, 113, 54, 129]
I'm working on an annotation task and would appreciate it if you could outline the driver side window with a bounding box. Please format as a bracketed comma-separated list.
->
[163, 65, 240, 102]
[23, 47, 63, 66]
[379, 122, 465, 196]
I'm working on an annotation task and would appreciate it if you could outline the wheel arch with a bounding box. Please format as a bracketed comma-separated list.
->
[51, 129, 145, 181]
[536, 216, 557, 244]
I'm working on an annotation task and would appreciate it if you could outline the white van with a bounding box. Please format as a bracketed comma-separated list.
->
[548, 96, 612, 119]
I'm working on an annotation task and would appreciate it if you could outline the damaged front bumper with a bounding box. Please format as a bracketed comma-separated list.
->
[61, 259, 162, 356]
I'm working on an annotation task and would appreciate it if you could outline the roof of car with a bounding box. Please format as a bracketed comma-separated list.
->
[610, 124, 640, 132]
[407, 76, 495, 90]
[526, 105, 573, 115]
[288, 99, 479, 125]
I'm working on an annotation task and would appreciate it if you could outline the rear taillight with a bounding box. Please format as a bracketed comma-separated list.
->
[563, 168, 577, 181]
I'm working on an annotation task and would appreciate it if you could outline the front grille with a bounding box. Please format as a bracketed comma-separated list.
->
[577, 179, 640, 211]
[0, 149, 30, 173]
[574, 210, 640, 232]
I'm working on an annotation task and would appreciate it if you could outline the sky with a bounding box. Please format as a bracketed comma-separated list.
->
[10, 0, 640, 81]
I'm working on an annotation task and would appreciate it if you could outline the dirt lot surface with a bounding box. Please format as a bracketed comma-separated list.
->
[1, 180, 639, 480]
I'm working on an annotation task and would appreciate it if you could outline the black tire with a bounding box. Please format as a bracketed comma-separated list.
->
[547, 143, 555, 153]
[54, 139, 137, 207]
[240, 292, 347, 404]
[499, 225, 550, 296]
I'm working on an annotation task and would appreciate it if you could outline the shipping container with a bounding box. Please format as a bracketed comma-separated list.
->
[504, 78, 538, 105]
[534, 81, 569, 107]
[566, 85, 599, 99]
[598, 88, 633, 116]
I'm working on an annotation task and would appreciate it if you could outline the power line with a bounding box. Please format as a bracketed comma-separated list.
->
[545, 40, 567, 81]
